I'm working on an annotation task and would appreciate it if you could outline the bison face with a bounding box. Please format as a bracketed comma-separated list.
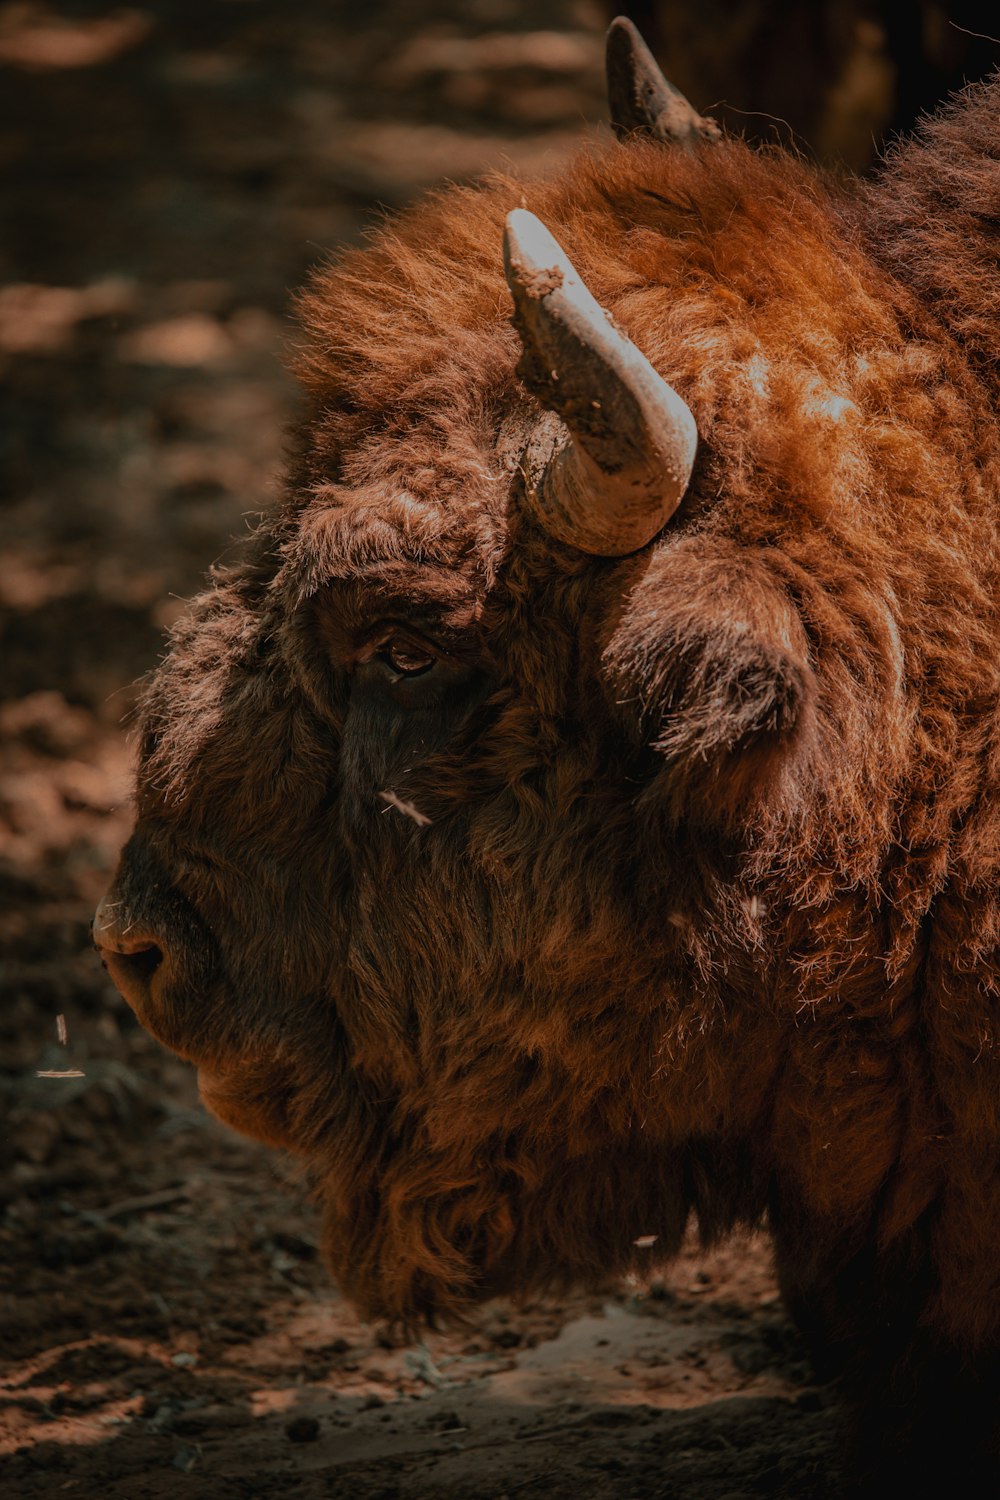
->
[95, 462, 819, 1317]
[96, 82, 932, 1323]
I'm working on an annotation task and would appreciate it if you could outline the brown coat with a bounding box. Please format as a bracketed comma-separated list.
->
[100, 73, 1000, 1471]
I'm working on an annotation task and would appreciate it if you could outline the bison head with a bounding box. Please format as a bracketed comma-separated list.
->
[94, 22, 998, 1325]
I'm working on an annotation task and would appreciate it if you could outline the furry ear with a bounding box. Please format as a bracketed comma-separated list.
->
[599, 538, 817, 820]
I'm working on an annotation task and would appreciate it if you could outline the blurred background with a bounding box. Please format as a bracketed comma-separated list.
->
[1, 4, 997, 1495]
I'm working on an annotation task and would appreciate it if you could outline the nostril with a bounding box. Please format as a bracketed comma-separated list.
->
[93, 888, 188, 1025]
[118, 943, 164, 983]
[98, 937, 166, 1015]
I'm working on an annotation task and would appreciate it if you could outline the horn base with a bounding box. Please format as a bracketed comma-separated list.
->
[522, 412, 695, 558]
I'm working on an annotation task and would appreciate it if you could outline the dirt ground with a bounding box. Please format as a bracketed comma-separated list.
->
[0, 3, 879, 1495]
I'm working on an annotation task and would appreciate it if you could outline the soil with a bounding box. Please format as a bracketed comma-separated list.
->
[1, 4, 849, 1495]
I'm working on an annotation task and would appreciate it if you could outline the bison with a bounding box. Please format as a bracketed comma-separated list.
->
[94, 17, 1000, 1480]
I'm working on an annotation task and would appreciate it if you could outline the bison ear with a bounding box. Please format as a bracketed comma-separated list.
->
[599, 541, 817, 820]
[605, 16, 720, 147]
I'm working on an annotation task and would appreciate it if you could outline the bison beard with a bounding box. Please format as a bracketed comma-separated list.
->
[95, 19, 1000, 1483]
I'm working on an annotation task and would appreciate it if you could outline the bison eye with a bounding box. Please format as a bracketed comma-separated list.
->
[347, 623, 492, 761]
[378, 637, 436, 678]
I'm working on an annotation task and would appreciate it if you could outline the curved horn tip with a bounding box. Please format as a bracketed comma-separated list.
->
[503, 209, 573, 294]
[606, 15, 651, 60]
[500, 211, 699, 558]
[605, 14, 720, 147]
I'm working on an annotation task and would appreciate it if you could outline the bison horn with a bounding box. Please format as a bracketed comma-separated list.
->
[503, 208, 698, 557]
[605, 16, 720, 147]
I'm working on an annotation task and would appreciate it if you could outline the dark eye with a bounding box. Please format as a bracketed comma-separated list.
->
[378, 636, 436, 678]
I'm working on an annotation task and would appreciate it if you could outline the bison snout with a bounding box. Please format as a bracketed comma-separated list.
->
[93, 895, 167, 1017]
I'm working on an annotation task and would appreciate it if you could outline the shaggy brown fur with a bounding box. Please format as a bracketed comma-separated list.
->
[100, 76, 1000, 1479]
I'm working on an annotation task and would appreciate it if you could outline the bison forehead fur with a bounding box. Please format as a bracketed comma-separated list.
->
[99, 40, 1000, 1473]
